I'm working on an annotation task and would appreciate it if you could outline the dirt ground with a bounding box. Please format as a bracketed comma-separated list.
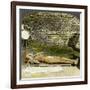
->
[21, 65, 80, 79]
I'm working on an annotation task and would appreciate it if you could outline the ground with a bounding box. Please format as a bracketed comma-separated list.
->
[21, 65, 80, 79]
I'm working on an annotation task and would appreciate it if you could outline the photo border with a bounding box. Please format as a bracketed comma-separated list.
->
[11, 1, 88, 89]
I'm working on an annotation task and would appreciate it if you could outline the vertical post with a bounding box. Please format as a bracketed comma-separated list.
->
[25, 40, 27, 57]
[25, 40, 27, 58]
[21, 30, 30, 63]
[24, 40, 27, 63]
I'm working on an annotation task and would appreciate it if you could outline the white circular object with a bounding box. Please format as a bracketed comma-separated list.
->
[21, 30, 30, 40]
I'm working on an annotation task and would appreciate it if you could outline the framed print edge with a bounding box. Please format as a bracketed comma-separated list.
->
[11, 1, 88, 89]
[11, 1, 17, 89]
[84, 6, 88, 84]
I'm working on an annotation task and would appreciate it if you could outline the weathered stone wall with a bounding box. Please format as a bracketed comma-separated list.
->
[22, 12, 80, 48]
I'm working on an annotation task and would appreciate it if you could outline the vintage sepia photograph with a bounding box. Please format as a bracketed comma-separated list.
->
[20, 9, 80, 79]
